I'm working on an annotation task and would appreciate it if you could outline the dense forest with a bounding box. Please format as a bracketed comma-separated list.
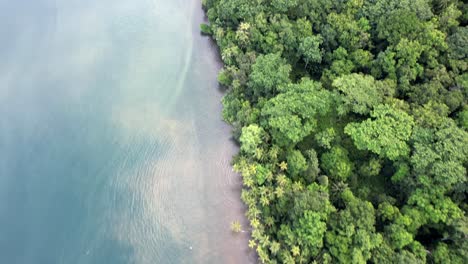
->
[202, 0, 467, 263]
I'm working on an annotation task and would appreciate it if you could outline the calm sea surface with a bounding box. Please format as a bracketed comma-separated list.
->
[0, 0, 254, 263]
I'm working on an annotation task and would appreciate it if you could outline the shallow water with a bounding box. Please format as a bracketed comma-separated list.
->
[0, 0, 254, 263]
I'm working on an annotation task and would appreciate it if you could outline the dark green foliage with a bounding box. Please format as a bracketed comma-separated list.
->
[203, 0, 467, 263]
[448, 27, 468, 60]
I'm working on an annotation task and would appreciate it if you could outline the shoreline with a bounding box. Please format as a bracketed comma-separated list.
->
[191, 1, 256, 263]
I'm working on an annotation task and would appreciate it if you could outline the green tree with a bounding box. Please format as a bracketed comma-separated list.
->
[286, 149, 307, 178]
[231, 220, 242, 233]
[298, 35, 323, 68]
[240, 124, 265, 156]
[248, 53, 291, 100]
[321, 146, 353, 181]
[261, 79, 333, 146]
[345, 104, 414, 160]
[333, 73, 394, 115]
[294, 210, 327, 256]
[326, 190, 382, 264]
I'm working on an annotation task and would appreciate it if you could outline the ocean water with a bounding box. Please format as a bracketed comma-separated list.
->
[0, 0, 254, 263]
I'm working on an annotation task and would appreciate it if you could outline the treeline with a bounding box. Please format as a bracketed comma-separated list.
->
[202, 0, 467, 263]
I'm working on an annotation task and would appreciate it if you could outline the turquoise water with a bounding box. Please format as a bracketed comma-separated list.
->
[0, 0, 254, 263]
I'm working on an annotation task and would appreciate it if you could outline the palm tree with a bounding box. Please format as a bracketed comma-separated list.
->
[266, 171, 274, 182]
[259, 234, 270, 248]
[248, 164, 257, 175]
[260, 196, 270, 206]
[292, 181, 304, 192]
[231, 220, 242, 233]
[250, 218, 260, 229]
[275, 186, 285, 198]
[252, 229, 262, 240]
[269, 146, 279, 160]
[279, 161, 288, 171]
[255, 148, 264, 161]
[257, 246, 270, 264]
[258, 186, 268, 196]
[241, 189, 253, 204]
[270, 241, 281, 255]
[282, 252, 295, 264]
[331, 181, 348, 195]
[246, 206, 260, 219]
[244, 175, 254, 188]
[276, 174, 288, 186]
[292, 245, 300, 257]
[248, 240, 256, 249]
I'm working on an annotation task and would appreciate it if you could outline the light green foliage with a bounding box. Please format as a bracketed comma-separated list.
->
[386, 223, 414, 249]
[378, 202, 400, 221]
[294, 210, 327, 255]
[304, 149, 320, 182]
[248, 53, 291, 100]
[393, 249, 426, 264]
[286, 150, 307, 177]
[361, 0, 433, 24]
[314, 127, 335, 149]
[231, 220, 242, 232]
[411, 109, 468, 190]
[345, 104, 414, 160]
[350, 49, 373, 70]
[438, 4, 462, 32]
[240, 124, 265, 156]
[200, 23, 212, 35]
[235, 22, 251, 47]
[290, 183, 334, 220]
[333, 73, 393, 115]
[391, 162, 410, 183]
[407, 189, 463, 225]
[262, 79, 333, 146]
[279, 183, 335, 259]
[211, 0, 257, 26]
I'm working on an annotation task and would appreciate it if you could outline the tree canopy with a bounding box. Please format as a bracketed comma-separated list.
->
[202, 0, 468, 262]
